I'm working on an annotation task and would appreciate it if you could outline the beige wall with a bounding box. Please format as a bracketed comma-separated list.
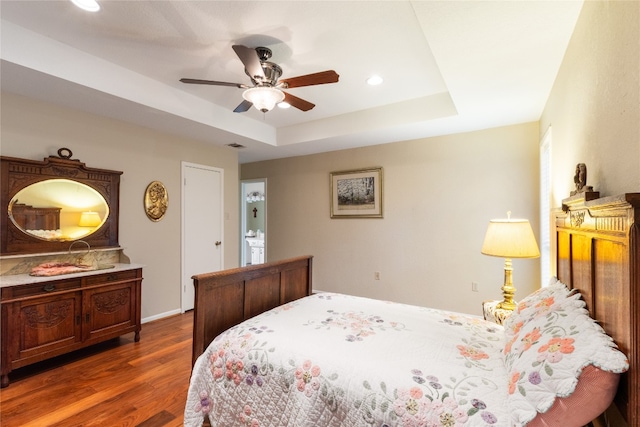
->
[242, 122, 540, 315]
[0, 92, 240, 321]
[541, 0, 640, 207]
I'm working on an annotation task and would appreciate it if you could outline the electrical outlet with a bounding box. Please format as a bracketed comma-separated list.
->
[374, 272, 380, 280]
[472, 282, 479, 292]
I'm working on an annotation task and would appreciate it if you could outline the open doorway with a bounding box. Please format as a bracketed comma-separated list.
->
[241, 179, 266, 266]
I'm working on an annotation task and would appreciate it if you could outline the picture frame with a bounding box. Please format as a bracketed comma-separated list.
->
[330, 167, 383, 218]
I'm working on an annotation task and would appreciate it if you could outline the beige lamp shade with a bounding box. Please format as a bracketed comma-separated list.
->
[78, 211, 101, 227]
[481, 218, 540, 259]
[481, 214, 539, 310]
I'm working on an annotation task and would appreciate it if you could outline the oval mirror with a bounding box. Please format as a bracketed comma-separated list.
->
[8, 179, 109, 241]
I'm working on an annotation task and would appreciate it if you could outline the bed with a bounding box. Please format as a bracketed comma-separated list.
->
[185, 193, 639, 427]
[10, 203, 62, 239]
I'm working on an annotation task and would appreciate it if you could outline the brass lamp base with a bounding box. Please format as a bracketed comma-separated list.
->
[497, 258, 516, 311]
[496, 299, 516, 311]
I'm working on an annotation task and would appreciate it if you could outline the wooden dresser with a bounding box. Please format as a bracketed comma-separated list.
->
[0, 264, 143, 388]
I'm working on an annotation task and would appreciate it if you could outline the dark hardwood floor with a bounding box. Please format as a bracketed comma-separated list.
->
[0, 311, 193, 427]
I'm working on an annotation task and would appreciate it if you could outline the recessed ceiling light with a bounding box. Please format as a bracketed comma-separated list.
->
[367, 75, 383, 86]
[71, 0, 100, 12]
[278, 102, 291, 109]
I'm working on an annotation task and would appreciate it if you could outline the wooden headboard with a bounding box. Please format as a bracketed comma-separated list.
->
[555, 193, 639, 426]
[10, 203, 61, 231]
[191, 255, 313, 366]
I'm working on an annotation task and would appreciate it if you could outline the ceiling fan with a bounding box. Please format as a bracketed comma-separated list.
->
[180, 45, 339, 113]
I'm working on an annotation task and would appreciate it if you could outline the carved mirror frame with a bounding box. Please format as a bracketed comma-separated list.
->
[1, 149, 122, 255]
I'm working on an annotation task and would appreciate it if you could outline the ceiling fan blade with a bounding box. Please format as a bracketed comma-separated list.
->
[279, 70, 339, 89]
[180, 78, 247, 88]
[233, 99, 253, 113]
[283, 92, 315, 111]
[232, 45, 265, 81]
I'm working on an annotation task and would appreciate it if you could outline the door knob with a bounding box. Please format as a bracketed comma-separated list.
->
[215, 241, 222, 246]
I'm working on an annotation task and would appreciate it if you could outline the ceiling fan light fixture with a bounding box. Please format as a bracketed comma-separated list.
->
[70, 0, 100, 12]
[242, 87, 285, 113]
[181, 44, 337, 113]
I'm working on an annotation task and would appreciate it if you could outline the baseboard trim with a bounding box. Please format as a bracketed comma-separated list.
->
[142, 308, 182, 324]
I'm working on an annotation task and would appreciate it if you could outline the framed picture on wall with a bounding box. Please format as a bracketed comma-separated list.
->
[330, 167, 383, 218]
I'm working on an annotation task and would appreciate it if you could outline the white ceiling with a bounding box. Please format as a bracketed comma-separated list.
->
[0, 1, 583, 163]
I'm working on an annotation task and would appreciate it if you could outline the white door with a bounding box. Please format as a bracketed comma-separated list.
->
[181, 162, 223, 312]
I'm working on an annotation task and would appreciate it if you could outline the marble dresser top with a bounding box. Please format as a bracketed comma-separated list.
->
[0, 263, 145, 288]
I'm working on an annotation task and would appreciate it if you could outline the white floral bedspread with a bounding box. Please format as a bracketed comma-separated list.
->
[184, 293, 508, 427]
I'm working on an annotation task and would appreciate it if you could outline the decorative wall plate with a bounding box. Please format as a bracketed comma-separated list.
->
[144, 181, 168, 222]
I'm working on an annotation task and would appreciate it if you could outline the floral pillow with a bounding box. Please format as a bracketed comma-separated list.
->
[503, 285, 629, 425]
[503, 277, 574, 338]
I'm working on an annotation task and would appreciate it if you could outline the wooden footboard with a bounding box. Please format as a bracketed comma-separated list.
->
[191, 255, 313, 365]
[556, 194, 639, 426]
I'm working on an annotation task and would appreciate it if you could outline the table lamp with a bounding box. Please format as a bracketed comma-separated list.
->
[78, 211, 101, 227]
[481, 211, 540, 310]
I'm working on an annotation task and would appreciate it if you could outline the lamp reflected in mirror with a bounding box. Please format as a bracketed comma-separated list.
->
[79, 211, 101, 227]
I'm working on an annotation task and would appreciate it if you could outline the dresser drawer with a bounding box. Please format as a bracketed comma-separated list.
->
[1, 278, 82, 300]
[83, 269, 139, 286]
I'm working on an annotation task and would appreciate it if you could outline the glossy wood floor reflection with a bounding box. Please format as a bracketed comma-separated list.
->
[0, 312, 193, 427]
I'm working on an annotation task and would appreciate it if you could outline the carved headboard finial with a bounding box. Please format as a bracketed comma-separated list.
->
[570, 163, 594, 196]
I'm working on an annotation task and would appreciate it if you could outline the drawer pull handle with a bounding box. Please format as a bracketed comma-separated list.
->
[76, 315, 81, 325]
[107, 274, 117, 281]
[43, 284, 56, 292]
[85, 313, 90, 323]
